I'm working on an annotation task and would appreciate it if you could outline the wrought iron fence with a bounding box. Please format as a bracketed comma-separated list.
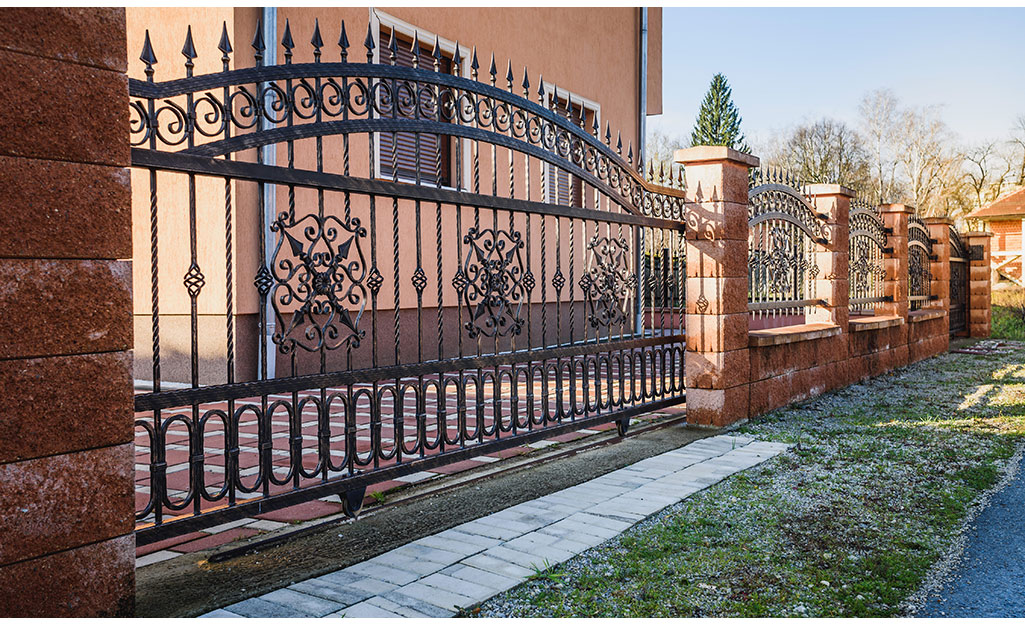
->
[128, 20, 687, 542]
[908, 214, 935, 311]
[848, 197, 891, 315]
[747, 168, 828, 324]
[948, 226, 968, 334]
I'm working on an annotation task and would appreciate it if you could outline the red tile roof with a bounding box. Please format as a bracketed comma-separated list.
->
[969, 187, 1025, 219]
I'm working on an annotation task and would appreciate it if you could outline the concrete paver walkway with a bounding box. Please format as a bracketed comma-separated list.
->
[201, 434, 789, 618]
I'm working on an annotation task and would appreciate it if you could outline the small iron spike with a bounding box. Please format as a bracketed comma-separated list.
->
[536, 73, 545, 103]
[410, 31, 420, 69]
[627, 142, 633, 165]
[281, 19, 294, 63]
[506, 60, 514, 91]
[182, 25, 197, 75]
[592, 116, 599, 136]
[311, 19, 323, 62]
[363, 22, 375, 63]
[432, 35, 442, 72]
[470, 46, 479, 80]
[140, 30, 157, 80]
[659, 161, 666, 184]
[616, 132, 622, 155]
[453, 41, 462, 74]
[488, 53, 497, 86]
[252, 19, 265, 65]
[338, 20, 349, 62]
[386, 28, 397, 65]
[521, 67, 530, 98]
[218, 22, 232, 68]
[605, 122, 611, 145]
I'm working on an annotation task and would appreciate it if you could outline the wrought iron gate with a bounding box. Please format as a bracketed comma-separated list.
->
[129, 21, 687, 543]
[949, 226, 969, 335]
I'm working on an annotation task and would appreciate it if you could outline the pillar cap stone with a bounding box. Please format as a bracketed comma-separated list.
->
[804, 183, 856, 198]
[965, 231, 994, 237]
[879, 203, 913, 213]
[923, 216, 954, 225]
[674, 145, 759, 168]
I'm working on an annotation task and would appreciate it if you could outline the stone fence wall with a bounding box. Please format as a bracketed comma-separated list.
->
[677, 146, 992, 427]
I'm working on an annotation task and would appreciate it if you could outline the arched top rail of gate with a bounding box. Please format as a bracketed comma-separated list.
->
[128, 21, 686, 222]
[746, 167, 830, 321]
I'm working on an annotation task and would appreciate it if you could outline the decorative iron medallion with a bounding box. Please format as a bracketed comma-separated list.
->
[578, 234, 636, 328]
[749, 224, 817, 298]
[269, 212, 369, 353]
[455, 226, 528, 338]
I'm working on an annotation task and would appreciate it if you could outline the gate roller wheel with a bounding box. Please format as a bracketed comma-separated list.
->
[616, 417, 630, 437]
[340, 487, 367, 519]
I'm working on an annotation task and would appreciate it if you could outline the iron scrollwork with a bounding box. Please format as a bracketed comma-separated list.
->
[454, 226, 529, 338]
[578, 234, 637, 328]
[269, 212, 369, 353]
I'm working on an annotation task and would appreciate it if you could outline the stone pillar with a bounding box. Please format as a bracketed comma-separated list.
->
[0, 9, 134, 617]
[675, 146, 757, 427]
[805, 185, 853, 329]
[966, 231, 993, 338]
[878, 204, 911, 319]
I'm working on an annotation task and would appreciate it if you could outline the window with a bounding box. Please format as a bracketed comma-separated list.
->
[378, 26, 453, 187]
[544, 90, 598, 208]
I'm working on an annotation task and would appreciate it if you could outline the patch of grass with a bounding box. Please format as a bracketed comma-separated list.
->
[476, 341, 1025, 618]
[993, 289, 1025, 340]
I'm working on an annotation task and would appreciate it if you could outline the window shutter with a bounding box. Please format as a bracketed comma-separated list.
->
[379, 28, 451, 186]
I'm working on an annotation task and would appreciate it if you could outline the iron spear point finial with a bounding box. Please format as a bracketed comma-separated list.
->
[488, 53, 497, 85]
[182, 25, 197, 74]
[431, 35, 442, 72]
[592, 115, 599, 136]
[470, 46, 479, 80]
[363, 22, 375, 63]
[506, 60, 514, 91]
[140, 30, 157, 79]
[452, 41, 462, 75]
[311, 19, 324, 61]
[605, 122, 611, 145]
[616, 132, 622, 155]
[387, 28, 397, 65]
[218, 22, 232, 62]
[410, 31, 420, 69]
[252, 19, 265, 65]
[521, 67, 530, 97]
[338, 20, 349, 61]
[537, 73, 545, 102]
[281, 19, 294, 63]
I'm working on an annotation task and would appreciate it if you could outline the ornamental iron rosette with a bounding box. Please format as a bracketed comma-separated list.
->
[455, 226, 528, 338]
[578, 234, 637, 328]
[269, 212, 369, 354]
[749, 224, 817, 299]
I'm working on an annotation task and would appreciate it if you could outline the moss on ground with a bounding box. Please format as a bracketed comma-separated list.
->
[474, 340, 1025, 618]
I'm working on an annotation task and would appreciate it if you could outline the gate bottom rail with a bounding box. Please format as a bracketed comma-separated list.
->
[135, 394, 686, 546]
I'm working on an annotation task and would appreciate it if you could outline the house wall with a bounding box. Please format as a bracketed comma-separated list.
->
[989, 218, 1023, 283]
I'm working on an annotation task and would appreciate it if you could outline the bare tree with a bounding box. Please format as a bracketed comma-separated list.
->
[765, 118, 871, 192]
[1007, 114, 1025, 187]
[963, 141, 1012, 209]
[645, 127, 687, 183]
[858, 89, 901, 202]
[894, 106, 957, 216]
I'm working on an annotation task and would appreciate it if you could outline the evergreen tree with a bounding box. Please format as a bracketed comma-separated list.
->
[690, 73, 750, 152]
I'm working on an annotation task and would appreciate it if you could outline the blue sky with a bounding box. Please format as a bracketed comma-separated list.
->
[652, 7, 1025, 150]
